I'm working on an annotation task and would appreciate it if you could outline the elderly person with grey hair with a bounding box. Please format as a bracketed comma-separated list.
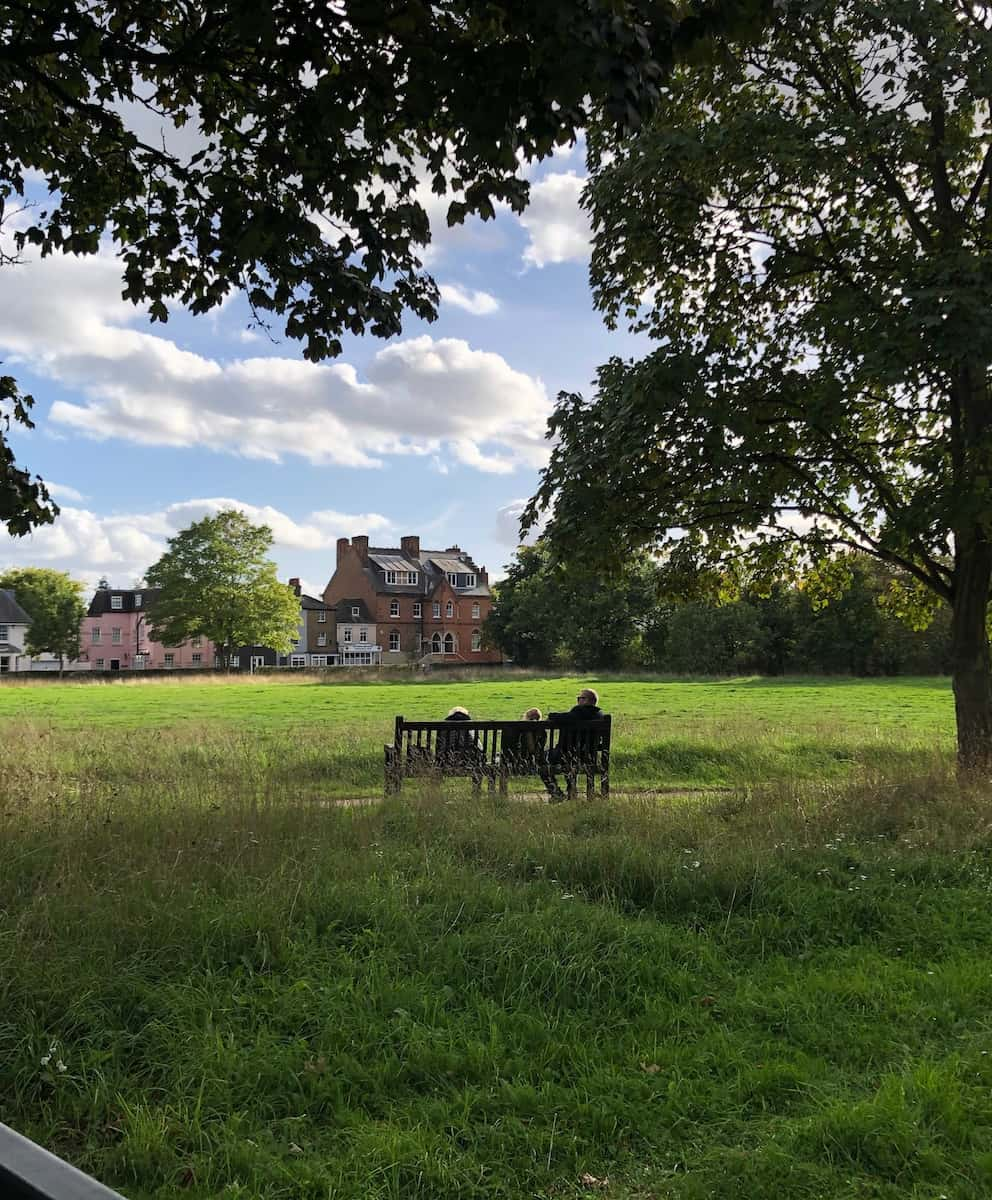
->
[543, 687, 604, 800]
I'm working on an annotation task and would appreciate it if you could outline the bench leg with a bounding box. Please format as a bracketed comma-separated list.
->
[586, 768, 595, 800]
[566, 768, 577, 801]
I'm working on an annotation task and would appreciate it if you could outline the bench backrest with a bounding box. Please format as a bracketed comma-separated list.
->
[392, 716, 611, 772]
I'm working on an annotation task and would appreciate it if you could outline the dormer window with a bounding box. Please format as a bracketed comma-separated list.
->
[351, 606, 360, 620]
[406, 571, 418, 585]
[446, 572, 458, 586]
[464, 574, 476, 588]
[134, 593, 142, 607]
[110, 595, 123, 610]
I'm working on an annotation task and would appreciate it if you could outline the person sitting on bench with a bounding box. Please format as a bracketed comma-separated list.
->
[435, 706, 481, 772]
[543, 687, 604, 800]
[500, 707, 548, 774]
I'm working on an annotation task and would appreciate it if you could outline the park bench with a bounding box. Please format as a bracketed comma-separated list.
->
[384, 715, 611, 799]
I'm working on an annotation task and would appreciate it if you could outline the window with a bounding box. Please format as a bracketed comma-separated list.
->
[0, 656, 8, 674]
[0, 623, 7, 641]
[413, 602, 421, 618]
[164, 653, 174, 667]
[133, 653, 146, 668]
[472, 602, 480, 619]
[95, 657, 105, 669]
[91, 627, 101, 644]
[432, 601, 440, 619]
[385, 570, 398, 584]
[446, 572, 458, 586]
[317, 633, 327, 647]
[343, 628, 352, 642]
[351, 606, 360, 619]
[192, 653, 202, 664]
[110, 594, 123, 610]
[464, 574, 476, 588]
[192, 636, 202, 648]
[317, 610, 326, 623]
[471, 630, 482, 652]
[431, 632, 442, 654]
[214, 655, 221, 667]
[291, 636, 299, 646]
[134, 593, 142, 607]
[111, 627, 122, 644]
[406, 571, 418, 585]
[291, 654, 307, 668]
[444, 632, 455, 653]
[389, 631, 400, 652]
[445, 600, 454, 618]
[311, 655, 328, 667]
[230, 656, 240, 668]
[389, 599, 400, 617]
[359, 627, 368, 643]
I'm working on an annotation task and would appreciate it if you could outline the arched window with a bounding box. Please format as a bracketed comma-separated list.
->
[444, 632, 455, 654]
[445, 600, 454, 618]
[471, 630, 482, 652]
[431, 632, 442, 654]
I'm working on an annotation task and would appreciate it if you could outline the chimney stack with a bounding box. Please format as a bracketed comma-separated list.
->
[445, 544, 461, 554]
[400, 535, 420, 559]
[352, 535, 369, 563]
[336, 537, 349, 564]
[289, 577, 301, 596]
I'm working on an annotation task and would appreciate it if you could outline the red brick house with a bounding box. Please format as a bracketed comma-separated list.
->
[323, 535, 501, 665]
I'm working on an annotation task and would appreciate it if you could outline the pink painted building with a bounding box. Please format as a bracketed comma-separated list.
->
[75, 582, 215, 672]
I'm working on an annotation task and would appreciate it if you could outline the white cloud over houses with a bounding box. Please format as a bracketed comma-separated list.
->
[0, 499, 395, 591]
[438, 282, 500, 315]
[0, 244, 551, 473]
[494, 498, 546, 547]
[519, 172, 593, 268]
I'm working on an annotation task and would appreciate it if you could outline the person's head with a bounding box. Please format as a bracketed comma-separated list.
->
[576, 687, 599, 707]
[523, 707, 542, 721]
[446, 705, 470, 720]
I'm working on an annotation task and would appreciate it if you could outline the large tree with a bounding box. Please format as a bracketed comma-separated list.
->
[145, 509, 300, 667]
[0, 566, 85, 672]
[528, 0, 992, 768]
[0, 0, 771, 534]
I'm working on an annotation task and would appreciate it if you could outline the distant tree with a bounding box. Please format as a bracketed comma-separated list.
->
[530, 0, 992, 767]
[0, 567, 85, 674]
[0, 0, 773, 534]
[145, 510, 299, 668]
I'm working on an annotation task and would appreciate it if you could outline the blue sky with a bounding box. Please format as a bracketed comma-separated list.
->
[0, 143, 646, 598]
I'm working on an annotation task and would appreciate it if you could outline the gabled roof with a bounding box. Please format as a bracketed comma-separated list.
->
[0, 589, 32, 624]
[87, 587, 160, 616]
[362, 544, 490, 597]
[336, 598, 374, 622]
[300, 593, 329, 611]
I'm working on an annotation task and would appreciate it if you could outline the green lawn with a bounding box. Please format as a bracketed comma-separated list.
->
[4, 673, 988, 1200]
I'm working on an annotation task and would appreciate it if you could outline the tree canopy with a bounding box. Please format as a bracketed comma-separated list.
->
[528, 0, 992, 765]
[0, 566, 86, 670]
[145, 509, 301, 664]
[0, 0, 773, 534]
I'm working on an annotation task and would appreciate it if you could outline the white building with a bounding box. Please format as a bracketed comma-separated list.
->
[0, 590, 33, 673]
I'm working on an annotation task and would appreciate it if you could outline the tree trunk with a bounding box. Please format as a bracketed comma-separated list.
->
[58, 652, 64, 679]
[951, 540, 992, 771]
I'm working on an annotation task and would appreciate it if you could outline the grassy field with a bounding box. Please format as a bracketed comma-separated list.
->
[4, 674, 990, 1199]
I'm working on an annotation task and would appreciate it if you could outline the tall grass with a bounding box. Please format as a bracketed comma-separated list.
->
[3, 712, 992, 1199]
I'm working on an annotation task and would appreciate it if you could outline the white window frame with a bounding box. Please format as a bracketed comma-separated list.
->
[444, 632, 456, 653]
[91, 627, 102, 644]
[291, 654, 307, 668]
[413, 602, 422, 618]
[192, 652, 202, 664]
[471, 630, 482, 651]
[95, 657, 105, 669]
[133, 653, 146, 668]
[164, 652, 175, 667]
[406, 571, 418, 585]
[351, 606, 360, 620]
[472, 602, 480, 619]
[111, 627, 122, 644]
[464, 574, 476, 588]
[445, 600, 454, 618]
[389, 631, 400, 652]
[110, 595, 123, 610]
[317, 610, 327, 623]
[192, 636, 202, 648]
[343, 628, 352, 642]
[359, 627, 368, 643]
[311, 654, 328, 667]
[230, 655, 240, 668]
[317, 632, 327, 646]
[446, 572, 458, 586]
[389, 599, 400, 617]
[431, 632, 442, 654]
[134, 593, 142, 608]
[385, 570, 399, 584]
[432, 601, 441, 619]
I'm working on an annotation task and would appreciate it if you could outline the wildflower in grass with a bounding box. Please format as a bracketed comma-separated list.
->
[40, 1041, 57, 1068]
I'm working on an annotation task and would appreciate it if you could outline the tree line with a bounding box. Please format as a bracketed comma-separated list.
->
[487, 544, 952, 676]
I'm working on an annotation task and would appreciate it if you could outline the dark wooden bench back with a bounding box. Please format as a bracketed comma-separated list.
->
[384, 716, 612, 797]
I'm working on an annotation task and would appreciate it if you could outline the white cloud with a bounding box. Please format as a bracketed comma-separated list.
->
[0, 244, 552, 474]
[495, 499, 546, 547]
[439, 283, 500, 316]
[46, 482, 87, 502]
[519, 172, 592, 268]
[0, 500, 395, 590]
